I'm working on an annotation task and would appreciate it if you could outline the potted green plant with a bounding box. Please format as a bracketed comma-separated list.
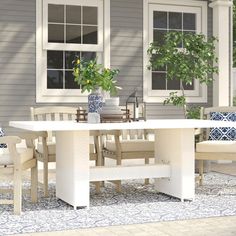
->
[73, 58, 120, 122]
[147, 32, 218, 118]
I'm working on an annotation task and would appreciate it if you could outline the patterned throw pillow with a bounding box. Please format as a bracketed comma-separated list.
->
[0, 128, 7, 148]
[208, 112, 236, 140]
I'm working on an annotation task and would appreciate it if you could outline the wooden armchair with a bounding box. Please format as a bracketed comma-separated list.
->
[30, 106, 101, 196]
[195, 106, 236, 185]
[102, 129, 155, 192]
[0, 132, 39, 214]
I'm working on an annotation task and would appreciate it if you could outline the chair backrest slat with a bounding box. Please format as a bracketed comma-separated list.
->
[54, 113, 60, 121]
[30, 106, 83, 142]
[31, 106, 82, 121]
[45, 114, 52, 121]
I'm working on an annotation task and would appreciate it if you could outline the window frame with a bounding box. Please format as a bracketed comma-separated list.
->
[36, 0, 110, 103]
[143, 0, 208, 103]
[42, 0, 103, 52]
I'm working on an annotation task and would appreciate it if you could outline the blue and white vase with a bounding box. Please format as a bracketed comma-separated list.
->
[87, 90, 103, 123]
[88, 92, 103, 113]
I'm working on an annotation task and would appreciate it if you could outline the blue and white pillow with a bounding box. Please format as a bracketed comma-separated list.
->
[208, 112, 236, 140]
[0, 128, 7, 148]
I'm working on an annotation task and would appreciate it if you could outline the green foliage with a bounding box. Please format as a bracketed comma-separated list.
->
[148, 32, 218, 86]
[147, 32, 218, 118]
[73, 58, 120, 95]
[163, 92, 186, 107]
[186, 106, 201, 119]
[233, 96, 236, 106]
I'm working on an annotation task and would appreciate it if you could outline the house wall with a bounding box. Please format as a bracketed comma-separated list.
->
[0, 0, 213, 134]
[0, 0, 37, 134]
[111, 0, 213, 119]
[0, 0, 78, 134]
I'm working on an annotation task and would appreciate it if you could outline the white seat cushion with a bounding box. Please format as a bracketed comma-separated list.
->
[106, 140, 154, 152]
[196, 140, 236, 153]
[37, 141, 95, 155]
[0, 148, 33, 165]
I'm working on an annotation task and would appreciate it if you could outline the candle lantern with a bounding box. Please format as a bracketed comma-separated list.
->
[126, 90, 146, 121]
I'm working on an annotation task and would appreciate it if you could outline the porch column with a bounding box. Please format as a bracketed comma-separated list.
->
[209, 0, 233, 106]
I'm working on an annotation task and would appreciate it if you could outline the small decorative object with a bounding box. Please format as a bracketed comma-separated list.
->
[75, 109, 87, 122]
[87, 113, 101, 123]
[0, 127, 7, 148]
[73, 58, 120, 123]
[126, 90, 146, 121]
[88, 91, 103, 113]
[100, 97, 123, 122]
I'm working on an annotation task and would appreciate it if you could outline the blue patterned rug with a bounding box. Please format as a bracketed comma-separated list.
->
[0, 172, 236, 235]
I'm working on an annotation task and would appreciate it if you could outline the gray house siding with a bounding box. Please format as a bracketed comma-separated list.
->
[0, 0, 213, 134]
[0, 0, 36, 134]
[111, 0, 213, 119]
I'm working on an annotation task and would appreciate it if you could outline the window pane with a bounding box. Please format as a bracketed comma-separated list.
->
[152, 72, 166, 90]
[66, 25, 81, 44]
[153, 11, 167, 29]
[81, 52, 96, 61]
[83, 26, 97, 44]
[183, 80, 194, 90]
[48, 24, 64, 43]
[66, 5, 81, 24]
[83, 7, 97, 25]
[167, 78, 180, 90]
[169, 12, 182, 30]
[48, 4, 64, 23]
[169, 30, 183, 47]
[47, 51, 63, 69]
[65, 51, 80, 69]
[153, 29, 166, 45]
[183, 13, 195, 30]
[47, 70, 63, 89]
[65, 71, 80, 89]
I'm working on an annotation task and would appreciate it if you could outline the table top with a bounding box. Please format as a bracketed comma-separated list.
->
[9, 119, 236, 132]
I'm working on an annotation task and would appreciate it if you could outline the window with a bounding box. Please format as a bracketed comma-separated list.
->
[47, 51, 96, 90]
[143, 0, 207, 103]
[152, 11, 195, 91]
[36, 0, 110, 103]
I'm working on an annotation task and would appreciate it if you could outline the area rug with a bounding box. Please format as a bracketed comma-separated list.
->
[1, 172, 236, 235]
[211, 162, 236, 176]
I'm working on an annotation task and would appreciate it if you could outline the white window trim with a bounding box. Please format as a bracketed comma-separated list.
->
[36, 0, 110, 103]
[143, 0, 208, 103]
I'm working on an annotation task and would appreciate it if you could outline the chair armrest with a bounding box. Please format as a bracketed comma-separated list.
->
[0, 136, 21, 145]
[16, 131, 48, 149]
[0, 136, 22, 166]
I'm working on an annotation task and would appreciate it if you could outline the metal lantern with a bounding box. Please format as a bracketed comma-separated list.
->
[126, 90, 146, 121]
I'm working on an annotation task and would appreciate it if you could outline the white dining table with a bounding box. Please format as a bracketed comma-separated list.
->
[9, 119, 235, 209]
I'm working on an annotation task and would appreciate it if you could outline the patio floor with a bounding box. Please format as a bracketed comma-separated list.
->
[12, 215, 236, 236]
[12, 163, 236, 236]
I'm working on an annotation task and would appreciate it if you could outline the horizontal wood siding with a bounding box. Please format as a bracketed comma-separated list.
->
[110, 0, 144, 105]
[0, 0, 36, 133]
[1, 0, 213, 133]
[0, 0, 81, 134]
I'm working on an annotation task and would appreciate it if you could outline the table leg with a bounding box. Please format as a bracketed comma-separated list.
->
[56, 130, 90, 209]
[155, 128, 195, 201]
